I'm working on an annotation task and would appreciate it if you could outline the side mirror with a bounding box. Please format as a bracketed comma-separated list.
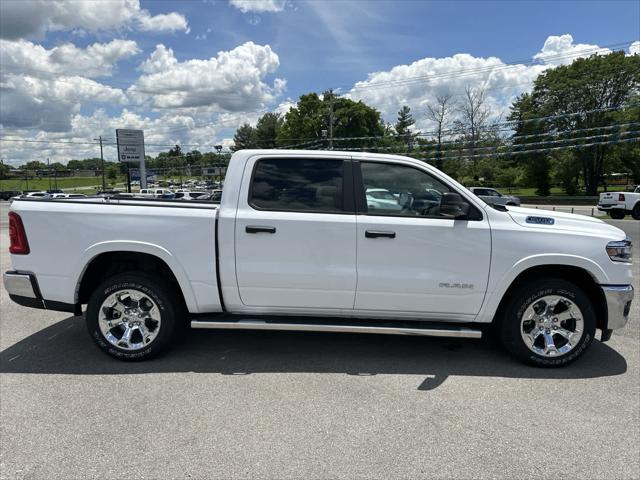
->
[440, 192, 470, 219]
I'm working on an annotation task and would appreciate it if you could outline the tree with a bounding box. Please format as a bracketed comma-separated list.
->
[0, 162, 10, 179]
[510, 51, 640, 195]
[276, 91, 385, 150]
[232, 123, 257, 151]
[395, 105, 416, 149]
[106, 164, 119, 186]
[168, 145, 182, 157]
[426, 94, 454, 171]
[255, 112, 283, 148]
[456, 86, 491, 174]
[509, 93, 551, 196]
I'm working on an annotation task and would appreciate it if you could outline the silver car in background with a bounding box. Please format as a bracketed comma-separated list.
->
[468, 187, 521, 207]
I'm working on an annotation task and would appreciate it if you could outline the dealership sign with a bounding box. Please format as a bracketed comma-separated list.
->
[116, 129, 145, 163]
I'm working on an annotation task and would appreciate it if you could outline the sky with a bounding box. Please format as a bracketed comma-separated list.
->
[0, 0, 639, 165]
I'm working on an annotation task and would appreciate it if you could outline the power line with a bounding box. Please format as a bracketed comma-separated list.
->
[411, 137, 640, 161]
[275, 104, 639, 146]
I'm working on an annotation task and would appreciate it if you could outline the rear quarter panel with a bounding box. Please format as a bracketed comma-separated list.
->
[9, 199, 221, 313]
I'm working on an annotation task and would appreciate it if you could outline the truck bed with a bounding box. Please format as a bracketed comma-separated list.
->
[9, 197, 222, 313]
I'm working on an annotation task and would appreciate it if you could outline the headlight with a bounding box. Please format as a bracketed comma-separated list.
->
[606, 238, 632, 263]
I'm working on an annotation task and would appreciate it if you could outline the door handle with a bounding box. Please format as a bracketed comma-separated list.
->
[365, 230, 396, 239]
[246, 225, 276, 234]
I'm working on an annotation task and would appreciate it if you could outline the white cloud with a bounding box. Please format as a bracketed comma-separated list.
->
[533, 34, 610, 65]
[347, 53, 544, 131]
[0, 0, 189, 39]
[137, 10, 190, 33]
[1, 74, 127, 132]
[0, 109, 231, 164]
[629, 41, 640, 56]
[229, 0, 287, 13]
[130, 42, 283, 112]
[138, 44, 178, 74]
[1, 39, 140, 78]
[346, 34, 615, 132]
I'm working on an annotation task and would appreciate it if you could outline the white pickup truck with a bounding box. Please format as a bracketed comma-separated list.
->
[598, 186, 640, 219]
[4, 150, 634, 366]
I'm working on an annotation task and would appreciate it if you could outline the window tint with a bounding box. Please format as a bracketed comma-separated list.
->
[250, 158, 344, 212]
[361, 162, 453, 217]
[174, 193, 184, 199]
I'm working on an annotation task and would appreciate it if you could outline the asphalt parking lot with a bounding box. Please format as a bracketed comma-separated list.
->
[1, 202, 638, 480]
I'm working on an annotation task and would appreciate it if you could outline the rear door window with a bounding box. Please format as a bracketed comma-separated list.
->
[250, 158, 345, 213]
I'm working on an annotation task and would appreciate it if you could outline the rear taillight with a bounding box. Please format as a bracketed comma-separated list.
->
[619, 194, 626, 201]
[8, 212, 30, 254]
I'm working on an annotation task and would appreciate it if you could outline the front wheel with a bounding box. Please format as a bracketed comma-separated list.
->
[498, 278, 596, 367]
[632, 203, 640, 220]
[86, 273, 182, 360]
[609, 209, 625, 219]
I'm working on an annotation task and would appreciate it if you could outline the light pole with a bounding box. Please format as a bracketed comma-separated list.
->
[215, 145, 223, 184]
[47, 157, 52, 191]
[94, 136, 106, 192]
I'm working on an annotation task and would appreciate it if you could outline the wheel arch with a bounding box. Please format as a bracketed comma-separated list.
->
[75, 244, 197, 313]
[491, 264, 607, 331]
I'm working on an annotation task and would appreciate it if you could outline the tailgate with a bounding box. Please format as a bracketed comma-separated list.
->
[599, 192, 618, 206]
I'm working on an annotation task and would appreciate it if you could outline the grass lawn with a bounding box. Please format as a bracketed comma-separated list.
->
[0, 177, 125, 192]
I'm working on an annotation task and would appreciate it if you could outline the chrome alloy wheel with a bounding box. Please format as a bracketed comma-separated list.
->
[98, 289, 161, 351]
[520, 295, 584, 357]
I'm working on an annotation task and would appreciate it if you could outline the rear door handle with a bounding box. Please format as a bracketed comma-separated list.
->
[365, 230, 396, 239]
[246, 225, 276, 234]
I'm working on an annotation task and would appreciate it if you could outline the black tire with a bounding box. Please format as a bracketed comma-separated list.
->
[86, 272, 183, 360]
[498, 278, 596, 367]
[609, 209, 625, 219]
[632, 203, 640, 220]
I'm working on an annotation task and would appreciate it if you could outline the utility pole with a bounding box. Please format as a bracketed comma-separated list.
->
[94, 136, 106, 192]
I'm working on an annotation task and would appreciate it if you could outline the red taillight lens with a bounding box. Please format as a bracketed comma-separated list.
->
[619, 194, 626, 201]
[8, 212, 30, 254]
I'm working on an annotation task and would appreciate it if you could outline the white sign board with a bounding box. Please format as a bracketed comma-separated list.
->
[116, 129, 145, 163]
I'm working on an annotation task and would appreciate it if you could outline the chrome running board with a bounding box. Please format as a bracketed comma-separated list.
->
[190, 319, 482, 339]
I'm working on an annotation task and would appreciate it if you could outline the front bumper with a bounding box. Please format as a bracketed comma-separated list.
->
[3, 270, 77, 313]
[602, 285, 634, 330]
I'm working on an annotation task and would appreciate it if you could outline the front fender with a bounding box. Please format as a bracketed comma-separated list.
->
[74, 240, 199, 312]
[475, 254, 608, 324]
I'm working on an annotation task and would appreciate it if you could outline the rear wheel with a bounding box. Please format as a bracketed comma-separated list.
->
[499, 278, 596, 367]
[632, 203, 640, 220]
[609, 209, 625, 219]
[86, 273, 182, 360]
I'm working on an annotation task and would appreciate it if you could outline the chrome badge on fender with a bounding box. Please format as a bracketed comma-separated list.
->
[526, 216, 555, 225]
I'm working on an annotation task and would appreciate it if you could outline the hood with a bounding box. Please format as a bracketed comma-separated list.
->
[505, 206, 626, 240]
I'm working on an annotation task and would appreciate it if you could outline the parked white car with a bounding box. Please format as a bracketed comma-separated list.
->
[137, 188, 173, 198]
[173, 191, 208, 200]
[365, 188, 401, 211]
[468, 187, 521, 207]
[598, 186, 640, 219]
[50, 193, 87, 199]
[9, 191, 50, 203]
[4, 150, 633, 367]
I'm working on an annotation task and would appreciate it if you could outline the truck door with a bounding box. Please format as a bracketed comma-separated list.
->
[354, 160, 491, 316]
[234, 156, 357, 310]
